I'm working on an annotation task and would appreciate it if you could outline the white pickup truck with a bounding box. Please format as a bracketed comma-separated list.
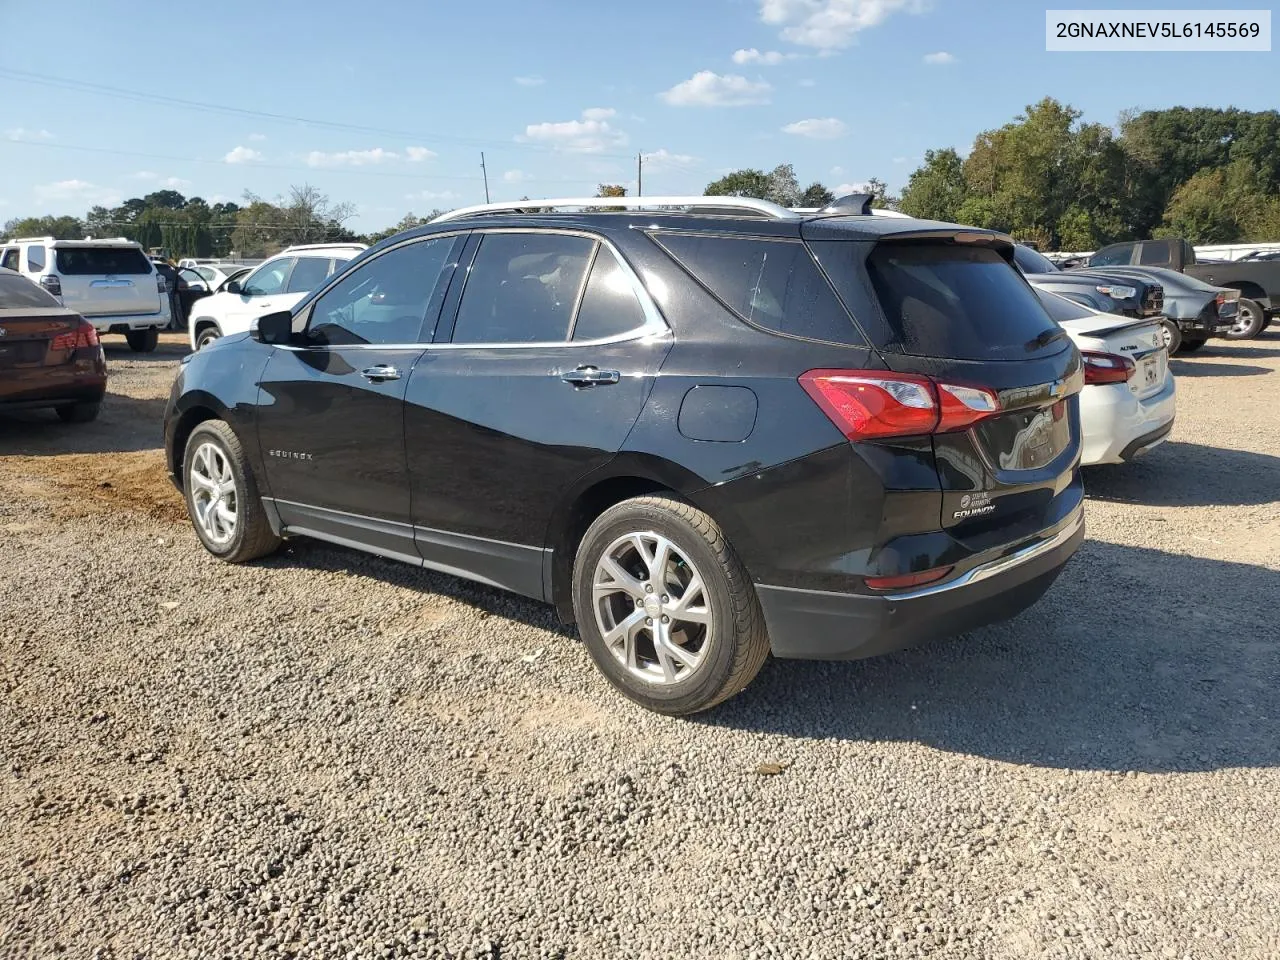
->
[0, 236, 167, 351]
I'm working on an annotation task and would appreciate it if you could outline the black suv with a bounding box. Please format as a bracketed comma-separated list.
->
[164, 195, 1085, 715]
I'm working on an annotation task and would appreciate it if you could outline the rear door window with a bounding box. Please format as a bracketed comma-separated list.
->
[54, 246, 153, 275]
[571, 248, 647, 341]
[25, 246, 46, 272]
[865, 244, 1063, 360]
[1090, 243, 1135, 267]
[0, 249, 18, 271]
[241, 258, 294, 297]
[652, 233, 860, 345]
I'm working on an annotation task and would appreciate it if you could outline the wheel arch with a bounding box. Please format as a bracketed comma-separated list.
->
[1219, 280, 1267, 304]
[167, 392, 233, 491]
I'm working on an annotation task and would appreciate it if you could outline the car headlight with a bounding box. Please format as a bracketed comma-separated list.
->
[1096, 284, 1137, 300]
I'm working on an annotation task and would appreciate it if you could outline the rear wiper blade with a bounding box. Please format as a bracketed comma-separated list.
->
[1027, 328, 1066, 350]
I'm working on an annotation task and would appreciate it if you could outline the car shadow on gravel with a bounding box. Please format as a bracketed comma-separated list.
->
[701, 539, 1279, 774]
[1168, 359, 1272, 377]
[1084, 441, 1280, 507]
[0, 393, 169, 456]
[99, 339, 189, 363]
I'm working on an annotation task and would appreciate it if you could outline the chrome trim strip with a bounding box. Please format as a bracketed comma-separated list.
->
[887, 507, 1085, 601]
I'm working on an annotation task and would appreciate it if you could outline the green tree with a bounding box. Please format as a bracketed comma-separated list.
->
[799, 182, 834, 207]
[3, 215, 86, 239]
[704, 168, 771, 199]
[899, 148, 967, 221]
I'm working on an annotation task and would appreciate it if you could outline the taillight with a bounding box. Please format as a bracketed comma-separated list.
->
[1080, 351, 1134, 385]
[50, 320, 100, 351]
[157, 273, 167, 293]
[864, 565, 954, 591]
[799, 369, 1001, 441]
[40, 275, 62, 298]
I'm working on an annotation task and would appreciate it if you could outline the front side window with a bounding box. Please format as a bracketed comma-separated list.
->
[306, 236, 457, 346]
[25, 245, 46, 272]
[241, 258, 294, 297]
[451, 233, 594, 344]
[1090, 243, 1134, 267]
[286, 256, 332, 294]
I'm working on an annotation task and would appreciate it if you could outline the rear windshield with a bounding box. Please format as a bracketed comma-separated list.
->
[1034, 288, 1094, 322]
[0, 273, 60, 308]
[55, 246, 153, 275]
[866, 244, 1062, 360]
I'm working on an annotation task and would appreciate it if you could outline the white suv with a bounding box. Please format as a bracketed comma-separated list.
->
[0, 236, 166, 351]
[188, 243, 366, 351]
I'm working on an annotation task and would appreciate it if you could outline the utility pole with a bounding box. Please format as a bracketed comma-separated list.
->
[480, 151, 491, 203]
[636, 152, 643, 197]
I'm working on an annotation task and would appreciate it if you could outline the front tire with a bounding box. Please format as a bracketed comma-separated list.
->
[194, 324, 221, 351]
[1225, 299, 1265, 340]
[572, 495, 769, 715]
[55, 401, 100, 423]
[126, 327, 159, 352]
[1179, 337, 1207, 352]
[1160, 319, 1182, 356]
[182, 420, 281, 563]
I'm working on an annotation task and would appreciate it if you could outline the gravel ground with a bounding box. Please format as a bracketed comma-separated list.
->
[2, 331, 1278, 959]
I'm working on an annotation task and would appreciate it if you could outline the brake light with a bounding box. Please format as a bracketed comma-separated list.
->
[40, 275, 62, 298]
[864, 566, 954, 591]
[799, 370, 1001, 441]
[1080, 350, 1134, 385]
[50, 320, 100, 351]
[157, 273, 167, 293]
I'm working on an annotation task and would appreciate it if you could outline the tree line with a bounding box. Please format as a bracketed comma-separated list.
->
[6, 100, 1278, 257]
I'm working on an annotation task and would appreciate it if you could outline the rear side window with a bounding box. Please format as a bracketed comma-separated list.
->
[55, 246, 152, 275]
[866, 244, 1060, 361]
[25, 246, 46, 272]
[652, 233, 860, 345]
[451, 233, 594, 344]
[286, 256, 331, 294]
[571, 249, 647, 341]
[0, 273, 60, 307]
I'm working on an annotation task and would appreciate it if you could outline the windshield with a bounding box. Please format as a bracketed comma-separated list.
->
[1034, 287, 1095, 322]
[1012, 245, 1059, 274]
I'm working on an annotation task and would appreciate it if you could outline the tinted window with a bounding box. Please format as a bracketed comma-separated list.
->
[286, 256, 332, 294]
[1012, 244, 1058, 274]
[452, 233, 594, 344]
[866, 244, 1060, 360]
[653, 233, 859, 344]
[241, 258, 294, 297]
[195, 266, 217, 282]
[0, 250, 18, 271]
[307, 237, 456, 346]
[1138, 240, 1171, 266]
[572, 249, 647, 341]
[1034, 288, 1095, 323]
[0, 273, 60, 308]
[26, 245, 46, 272]
[55, 246, 152, 275]
[1090, 243, 1134, 267]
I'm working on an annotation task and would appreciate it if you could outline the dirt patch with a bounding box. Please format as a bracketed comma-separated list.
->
[5, 450, 186, 524]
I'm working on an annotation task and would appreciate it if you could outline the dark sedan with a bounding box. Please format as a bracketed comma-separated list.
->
[0, 267, 107, 423]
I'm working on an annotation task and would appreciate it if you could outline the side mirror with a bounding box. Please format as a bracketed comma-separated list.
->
[253, 310, 295, 345]
[224, 279, 242, 295]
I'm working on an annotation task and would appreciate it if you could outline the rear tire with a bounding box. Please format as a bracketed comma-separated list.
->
[572, 495, 770, 716]
[1225, 299, 1265, 340]
[55, 401, 100, 423]
[1179, 337, 1207, 352]
[1160, 320, 1182, 356]
[126, 327, 159, 352]
[182, 420, 281, 563]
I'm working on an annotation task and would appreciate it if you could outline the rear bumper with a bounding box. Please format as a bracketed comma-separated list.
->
[1078, 375, 1176, 466]
[0, 351, 107, 410]
[86, 312, 164, 332]
[757, 507, 1084, 660]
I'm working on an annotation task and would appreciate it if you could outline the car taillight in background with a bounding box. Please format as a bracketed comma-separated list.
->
[1216, 291, 1239, 317]
[799, 370, 1001, 441]
[40, 275, 62, 298]
[50, 319, 101, 352]
[1080, 351, 1134, 385]
[157, 274, 168, 294]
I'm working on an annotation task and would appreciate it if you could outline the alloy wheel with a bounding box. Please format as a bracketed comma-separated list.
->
[592, 531, 713, 685]
[188, 441, 238, 546]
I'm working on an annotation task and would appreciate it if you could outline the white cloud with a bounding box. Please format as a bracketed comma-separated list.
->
[130, 170, 157, 180]
[34, 179, 120, 207]
[833, 181, 873, 195]
[224, 145, 263, 164]
[660, 71, 772, 107]
[129, 171, 191, 188]
[503, 169, 531, 183]
[514, 75, 545, 87]
[759, 0, 926, 50]
[732, 48, 792, 65]
[641, 148, 698, 169]
[521, 108, 627, 154]
[831, 165, 845, 176]
[6, 127, 54, 141]
[305, 147, 399, 167]
[782, 117, 847, 139]
[923, 50, 955, 64]
[248, 132, 268, 141]
[159, 177, 191, 189]
[405, 146, 436, 162]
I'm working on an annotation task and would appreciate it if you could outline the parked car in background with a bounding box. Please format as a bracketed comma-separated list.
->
[1089, 237, 1279, 339]
[165, 194, 1086, 714]
[0, 237, 167, 352]
[1033, 287, 1174, 465]
[1012, 244, 1165, 323]
[1070, 265, 1238, 353]
[187, 243, 366, 351]
[0, 266, 107, 422]
[188, 263, 248, 293]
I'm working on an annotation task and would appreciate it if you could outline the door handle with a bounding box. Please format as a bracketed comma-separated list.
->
[561, 365, 620, 387]
[361, 364, 401, 382]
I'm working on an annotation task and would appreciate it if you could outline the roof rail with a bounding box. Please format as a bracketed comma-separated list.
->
[5, 236, 57, 244]
[283, 242, 369, 252]
[431, 196, 802, 223]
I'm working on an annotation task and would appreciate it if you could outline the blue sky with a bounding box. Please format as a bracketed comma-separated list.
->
[1, 0, 1276, 232]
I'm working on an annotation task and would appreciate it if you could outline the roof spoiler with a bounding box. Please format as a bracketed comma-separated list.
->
[818, 193, 874, 216]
